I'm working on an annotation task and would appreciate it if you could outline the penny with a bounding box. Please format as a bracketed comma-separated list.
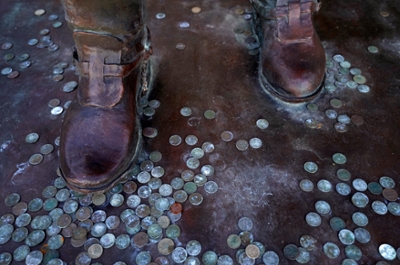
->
[382, 188, 398, 201]
[12, 202, 28, 216]
[57, 214, 72, 228]
[133, 232, 149, 248]
[7, 71, 19, 79]
[351, 115, 364, 125]
[234, 8, 244, 15]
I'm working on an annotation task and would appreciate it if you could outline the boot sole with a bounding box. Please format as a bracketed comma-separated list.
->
[61, 59, 154, 194]
[258, 67, 324, 104]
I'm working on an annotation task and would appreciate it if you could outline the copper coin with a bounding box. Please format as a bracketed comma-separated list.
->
[245, 244, 261, 259]
[72, 227, 88, 240]
[12, 202, 28, 216]
[7, 71, 19, 79]
[71, 238, 86, 248]
[133, 232, 149, 248]
[123, 181, 137, 194]
[157, 238, 175, 255]
[170, 202, 182, 214]
[351, 115, 364, 126]
[57, 214, 72, 228]
[382, 188, 398, 202]
[62, 223, 77, 237]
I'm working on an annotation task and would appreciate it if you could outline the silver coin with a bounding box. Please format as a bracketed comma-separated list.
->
[371, 200, 388, 215]
[352, 212, 368, 226]
[40, 144, 54, 155]
[299, 179, 314, 192]
[249, 138, 262, 149]
[51, 106, 63, 115]
[305, 212, 321, 227]
[62, 81, 78, 92]
[315, 201, 331, 215]
[338, 229, 355, 245]
[169, 135, 182, 146]
[156, 13, 166, 19]
[352, 178, 368, 191]
[351, 192, 369, 208]
[317, 179, 332, 192]
[379, 244, 396, 260]
[236, 140, 249, 151]
[323, 242, 340, 258]
[256, 119, 269, 129]
[29, 154, 43, 165]
[336, 183, 351, 196]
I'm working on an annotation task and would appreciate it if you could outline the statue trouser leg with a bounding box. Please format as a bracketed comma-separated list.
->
[59, 0, 151, 193]
[251, 0, 325, 102]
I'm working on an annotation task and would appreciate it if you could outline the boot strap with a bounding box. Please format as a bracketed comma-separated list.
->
[73, 31, 150, 108]
[254, 0, 321, 43]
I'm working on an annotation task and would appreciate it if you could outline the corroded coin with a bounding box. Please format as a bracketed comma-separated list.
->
[371, 200, 387, 215]
[88, 243, 103, 259]
[351, 192, 369, 208]
[236, 140, 249, 151]
[304, 162, 318, 173]
[354, 228, 371, 244]
[12, 202, 28, 216]
[329, 217, 346, 231]
[352, 212, 368, 226]
[345, 245, 362, 260]
[382, 188, 398, 201]
[5, 193, 20, 207]
[379, 244, 396, 260]
[305, 212, 321, 227]
[29, 154, 43, 165]
[283, 244, 299, 260]
[221, 131, 233, 142]
[323, 242, 340, 258]
[336, 169, 351, 181]
[157, 238, 175, 255]
[133, 231, 149, 248]
[57, 214, 72, 228]
[40, 144, 54, 155]
[204, 110, 216, 119]
[379, 176, 395, 189]
[338, 229, 355, 245]
[299, 235, 317, 251]
[92, 194, 106, 206]
[262, 251, 279, 265]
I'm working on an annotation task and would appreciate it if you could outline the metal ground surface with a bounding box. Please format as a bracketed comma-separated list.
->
[1, 0, 400, 264]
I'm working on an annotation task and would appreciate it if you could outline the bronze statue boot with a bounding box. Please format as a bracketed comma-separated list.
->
[252, 0, 325, 102]
[59, 29, 152, 193]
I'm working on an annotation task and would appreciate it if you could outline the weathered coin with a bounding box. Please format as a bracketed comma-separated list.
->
[329, 217, 346, 231]
[262, 251, 279, 265]
[12, 202, 28, 216]
[379, 11, 390, 17]
[29, 154, 44, 165]
[371, 200, 387, 215]
[88, 243, 103, 259]
[323, 242, 340, 258]
[204, 110, 216, 119]
[304, 162, 318, 173]
[245, 244, 260, 259]
[25, 133, 39, 143]
[388, 202, 400, 216]
[283, 244, 299, 260]
[354, 228, 371, 243]
[382, 188, 398, 201]
[5, 193, 20, 207]
[221, 131, 233, 142]
[379, 176, 395, 189]
[305, 212, 321, 227]
[25, 133, 39, 144]
[338, 229, 355, 245]
[57, 214, 72, 228]
[352, 212, 368, 226]
[299, 235, 317, 251]
[191, 7, 202, 13]
[379, 244, 396, 260]
[40, 144, 54, 155]
[351, 192, 369, 208]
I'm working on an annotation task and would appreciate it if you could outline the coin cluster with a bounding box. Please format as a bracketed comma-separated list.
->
[298, 151, 400, 262]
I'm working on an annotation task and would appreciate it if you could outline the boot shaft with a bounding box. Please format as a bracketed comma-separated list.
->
[60, 0, 146, 40]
